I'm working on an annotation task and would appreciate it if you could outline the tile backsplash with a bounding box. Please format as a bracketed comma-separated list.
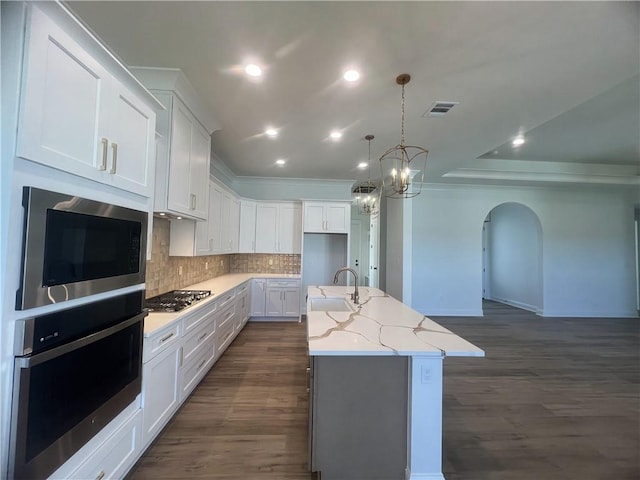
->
[145, 218, 300, 298]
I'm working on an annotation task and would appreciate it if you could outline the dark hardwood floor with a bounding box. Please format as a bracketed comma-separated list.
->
[127, 303, 639, 480]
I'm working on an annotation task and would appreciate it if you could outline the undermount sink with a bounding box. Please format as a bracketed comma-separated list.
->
[309, 297, 356, 312]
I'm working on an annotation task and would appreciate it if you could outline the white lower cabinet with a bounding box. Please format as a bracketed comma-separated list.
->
[179, 335, 215, 401]
[141, 329, 181, 448]
[251, 279, 267, 316]
[256, 278, 301, 319]
[68, 409, 143, 480]
[235, 282, 250, 331]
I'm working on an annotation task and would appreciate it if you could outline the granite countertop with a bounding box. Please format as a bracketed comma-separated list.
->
[307, 286, 485, 357]
[144, 273, 300, 336]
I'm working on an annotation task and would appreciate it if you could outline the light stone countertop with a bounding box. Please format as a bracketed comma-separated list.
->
[144, 273, 300, 336]
[307, 286, 485, 357]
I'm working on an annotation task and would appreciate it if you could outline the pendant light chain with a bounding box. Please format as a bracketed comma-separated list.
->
[400, 83, 406, 148]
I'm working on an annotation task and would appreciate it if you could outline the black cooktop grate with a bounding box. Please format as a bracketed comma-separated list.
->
[145, 290, 212, 312]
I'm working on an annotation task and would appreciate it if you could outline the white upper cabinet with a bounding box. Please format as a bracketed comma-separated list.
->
[303, 202, 351, 233]
[15, 5, 157, 197]
[130, 67, 219, 221]
[239, 200, 257, 253]
[255, 203, 301, 254]
[169, 180, 240, 256]
[153, 92, 210, 220]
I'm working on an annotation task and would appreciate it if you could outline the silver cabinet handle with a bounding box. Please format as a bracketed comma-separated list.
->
[109, 142, 118, 174]
[96, 471, 106, 480]
[197, 358, 207, 371]
[179, 346, 184, 367]
[198, 331, 208, 342]
[160, 332, 174, 343]
[190, 194, 196, 210]
[99, 138, 108, 170]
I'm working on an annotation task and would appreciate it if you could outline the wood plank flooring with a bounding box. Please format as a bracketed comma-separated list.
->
[127, 303, 639, 480]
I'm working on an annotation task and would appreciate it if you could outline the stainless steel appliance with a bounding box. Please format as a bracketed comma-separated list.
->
[145, 290, 212, 312]
[16, 187, 147, 310]
[8, 291, 146, 480]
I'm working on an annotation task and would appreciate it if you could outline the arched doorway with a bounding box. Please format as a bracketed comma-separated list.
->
[482, 202, 543, 314]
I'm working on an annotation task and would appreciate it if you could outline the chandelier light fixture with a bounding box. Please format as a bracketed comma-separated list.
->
[353, 135, 379, 216]
[379, 73, 428, 199]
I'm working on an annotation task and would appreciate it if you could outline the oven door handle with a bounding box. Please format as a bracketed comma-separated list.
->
[15, 311, 146, 368]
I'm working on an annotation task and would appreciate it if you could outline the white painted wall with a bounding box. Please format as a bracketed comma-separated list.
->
[411, 184, 638, 317]
[486, 203, 542, 312]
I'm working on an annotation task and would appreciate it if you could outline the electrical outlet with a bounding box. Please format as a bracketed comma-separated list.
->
[178, 266, 183, 276]
[268, 258, 273, 266]
[205, 262, 208, 270]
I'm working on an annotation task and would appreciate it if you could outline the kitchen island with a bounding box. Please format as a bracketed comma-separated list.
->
[307, 286, 484, 480]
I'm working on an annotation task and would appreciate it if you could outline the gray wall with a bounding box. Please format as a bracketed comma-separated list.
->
[411, 184, 637, 317]
[486, 202, 542, 312]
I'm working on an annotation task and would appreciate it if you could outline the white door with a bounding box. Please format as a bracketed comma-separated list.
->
[369, 214, 380, 288]
[350, 219, 363, 285]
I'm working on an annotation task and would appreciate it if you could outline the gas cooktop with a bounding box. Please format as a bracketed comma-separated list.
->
[145, 290, 212, 312]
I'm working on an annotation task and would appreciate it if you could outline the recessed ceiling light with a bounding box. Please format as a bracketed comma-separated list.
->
[159, 212, 166, 216]
[330, 131, 343, 140]
[512, 136, 525, 147]
[245, 64, 262, 77]
[276, 159, 286, 166]
[176, 216, 182, 220]
[343, 69, 360, 82]
[358, 162, 368, 169]
[265, 128, 278, 137]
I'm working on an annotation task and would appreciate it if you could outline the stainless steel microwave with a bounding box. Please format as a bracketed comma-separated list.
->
[16, 187, 147, 310]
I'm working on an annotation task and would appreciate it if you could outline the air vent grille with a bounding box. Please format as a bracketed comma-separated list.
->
[423, 101, 459, 118]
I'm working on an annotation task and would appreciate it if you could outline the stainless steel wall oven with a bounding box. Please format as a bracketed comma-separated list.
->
[8, 291, 146, 479]
[16, 187, 147, 310]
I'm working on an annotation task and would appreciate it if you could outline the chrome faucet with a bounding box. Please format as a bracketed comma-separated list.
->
[333, 267, 359, 304]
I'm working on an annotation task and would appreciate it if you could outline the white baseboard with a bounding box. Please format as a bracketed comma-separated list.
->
[248, 316, 300, 322]
[490, 296, 538, 313]
[413, 305, 483, 317]
[538, 309, 639, 318]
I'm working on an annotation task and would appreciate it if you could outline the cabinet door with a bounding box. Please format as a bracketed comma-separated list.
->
[255, 204, 278, 253]
[221, 191, 238, 253]
[278, 204, 301, 253]
[167, 98, 193, 215]
[283, 288, 301, 317]
[141, 344, 181, 447]
[239, 201, 256, 253]
[265, 289, 284, 316]
[228, 196, 240, 253]
[208, 183, 224, 253]
[251, 279, 266, 316]
[16, 6, 110, 179]
[325, 204, 350, 233]
[106, 81, 155, 197]
[189, 122, 211, 219]
[303, 203, 326, 233]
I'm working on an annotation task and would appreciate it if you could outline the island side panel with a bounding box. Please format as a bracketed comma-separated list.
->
[407, 355, 445, 480]
[311, 355, 409, 480]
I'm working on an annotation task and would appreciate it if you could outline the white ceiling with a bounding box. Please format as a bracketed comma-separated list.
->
[66, 1, 640, 188]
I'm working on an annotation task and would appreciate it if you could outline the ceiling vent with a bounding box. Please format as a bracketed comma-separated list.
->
[423, 101, 459, 118]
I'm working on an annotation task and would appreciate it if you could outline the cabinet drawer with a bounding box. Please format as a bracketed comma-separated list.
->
[217, 289, 236, 309]
[267, 279, 300, 289]
[182, 299, 217, 337]
[142, 322, 180, 363]
[215, 302, 236, 329]
[182, 318, 215, 366]
[68, 409, 142, 480]
[235, 282, 249, 295]
[215, 319, 236, 355]
[180, 336, 215, 400]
